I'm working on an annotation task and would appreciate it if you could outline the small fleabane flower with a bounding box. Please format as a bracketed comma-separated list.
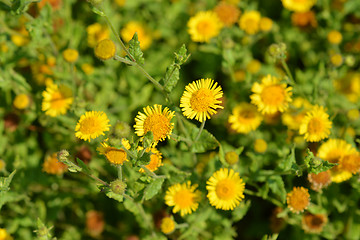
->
[281, 0, 316, 12]
[43, 153, 68, 175]
[239, 11, 261, 35]
[94, 39, 116, 60]
[138, 147, 163, 173]
[339, 153, 360, 174]
[286, 187, 310, 213]
[13, 94, 30, 110]
[165, 181, 201, 216]
[302, 213, 328, 234]
[308, 171, 332, 191]
[75, 111, 111, 142]
[81, 63, 95, 75]
[214, 2, 240, 27]
[327, 30, 342, 44]
[228, 102, 263, 134]
[225, 151, 239, 165]
[254, 139, 267, 153]
[187, 11, 223, 43]
[259, 17, 273, 32]
[250, 74, 293, 114]
[0, 228, 13, 240]
[299, 105, 332, 142]
[62, 48, 79, 63]
[134, 104, 175, 143]
[246, 59, 261, 74]
[180, 78, 223, 122]
[206, 168, 245, 210]
[160, 217, 176, 235]
[330, 53, 343, 67]
[42, 83, 73, 117]
[86, 23, 110, 48]
[97, 139, 129, 165]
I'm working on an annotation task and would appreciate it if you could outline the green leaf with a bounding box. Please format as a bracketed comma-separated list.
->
[304, 149, 337, 174]
[278, 147, 296, 171]
[0, 2, 11, 11]
[0, 170, 16, 191]
[183, 120, 219, 153]
[232, 200, 251, 221]
[144, 178, 164, 200]
[137, 152, 151, 166]
[161, 164, 190, 184]
[163, 64, 180, 93]
[76, 158, 91, 175]
[126, 33, 145, 64]
[174, 44, 190, 65]
[11, 0, 38, 14]
[268, 176, 286, 203]
[88, 4, 105, 16]
[105, 190, 124, 203]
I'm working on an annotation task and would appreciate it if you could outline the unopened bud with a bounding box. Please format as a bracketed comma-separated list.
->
[110, 179, 127, 195]
[225, 151, 239, 165]
[58, 149, 70, 162]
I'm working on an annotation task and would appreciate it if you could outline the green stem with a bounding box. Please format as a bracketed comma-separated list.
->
[176, 223, 189, 229]
[114, 55, 135, 65]
[281, 59, 295, 85]
[244, 189, 282, 207]
[86, 173, 109, 187]
[194, 120, 206, 142]
[140, 165, 166, 179]
[135, 63, 164, 91]
[117, 165, 122, 181]
[170, 133, 192, 146]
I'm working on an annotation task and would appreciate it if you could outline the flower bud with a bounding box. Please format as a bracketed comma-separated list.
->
[110, 179, 127, 195]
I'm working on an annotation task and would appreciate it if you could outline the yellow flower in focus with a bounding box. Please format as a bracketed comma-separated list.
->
[165, 181, 201, 216]
[13, 94, 30, 110]
[327, 30, 342, 44]
[43, 153, 68, 175]
[254, 139, 267, 153]
[63, 49, 79, 63]
[0, 228, 13, 240]
[207, 168, 245, 210]
[299, 105, 332, 142]
[259, 17, 273, 32]
[160, 217, 176, 235]
[333, 72, 360, 103]
[81, 63, 94, 75]
[250, 74, 293, 114]
[281, 0, 316, 12]
[187, 11, 223, 43]
[239, 11, 261, 35]
[94, 39, 116, 60]
[42, 83, 73, 117]
[228, 102, 262, 134]
[302, 213, 328, 234]
[317, 139, 357, 183]
[138, 147, 163, 173]
[134, 104, 175, 143]
[180, 78, 223, 122]
[121, 21, 152, 50]
[286, 187, 310, 213]
[246, 59, 261, 74]
[87, 23, 110, 48]
[330, 53, 343, 67]
[214, 2, 241, 27]
[97, 139, 129, 165]
[75, 111, 111, 142]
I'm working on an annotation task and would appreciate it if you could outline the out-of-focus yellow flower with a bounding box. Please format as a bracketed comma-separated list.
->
[234, 70, 246, 82]
[302, 213, 328, 233]
[0, 42, 9, 52]
[87, 23, 110, 48]
[214, 2, 241, 27]
[282, 97, 313, 131]
[259, 17, 273, 32]
[81, 63, 95, 75]
[282, 0, 316, 12]
[43, 153, 68, 175]
[291, 11, 317, 28]
[115, 0, 125, 7]
[94, 39, 116, 60]
[187, 11, 223, 43]
[11, 27, 30, 47]
[13, 94, 30, 110]
[160, 217, 176, 235]
[42, 83, 73, 117]
[330, 53, 343, 67]
[347, 109, 359, 120]
[63, 49, 79, 63]
[121, 21, 152, 50]
[228, 102, 262, 134]
[239, 11, 261, 35]
[327, 30, 342, 44]
[333, 72, 360, 103]
[254, 139, 267, 153]
[246, 59, 261, 74]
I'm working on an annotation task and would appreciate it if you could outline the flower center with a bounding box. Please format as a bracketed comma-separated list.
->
[216, 179, 236, 200]
[310, 216, 324, 227]
[197, 20, 214, 36]
[79, 117, 100, 135]
[143, 114, 171, 141]
[51, 92, 68, 109]
[105, 148, 127, 165]
[239, 109, 256, 122]
[173, 189, 194, 208]
[261, 85, 285, 106]
[307, 118, 323, 134]
[190, 88, 214, 112]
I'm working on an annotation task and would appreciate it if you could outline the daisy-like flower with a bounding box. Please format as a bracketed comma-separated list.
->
[228, 102, 262, 134]
[333, 72, 360, 103]
[214, 2, 241, 27]
[42, 83, 73, 117]
[164, 181, 201, 216]
[134, 104, 175, 143]
[239, 11, 261, 35]
[0, 228, 13, 240]
[43, 153, 68, 175]
[138, 147, 163, 173]
[206, 168, 245, 210]
[339, 152, 360, 174]
[97, 139, 130, 165]
[86, 23, 110, 48]
[317, 139, 357, 183]
[286, 187, 310, 213]
[282, 97, 313, 131]
[187, 11, 223, 43]
[302, 213, 328, 234]
[281, 0, 317, 13]
[160, 217, 176, 235]
[308, 171, 332, 191]
[180, 78, 223, 122]
[251, 74, 292, 115]
[75, 111, 111, 142]
[299, 105, 332, 142]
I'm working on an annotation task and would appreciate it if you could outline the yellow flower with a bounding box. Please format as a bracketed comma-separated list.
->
[180, 78, 223, 122]
[333, 72, 360, 103]
[81, 63, 94, 75]
[282, 97, 313, 131]
[138, 147, 163, 173]
[42, 83, 73, 117]
[115, 0, 126, 7]
[250, 74, 293, 114]
[286, 187, 310, 213]
[165, 181, 201, 216]
[299, 105, 332, 142]
[225, 151, 239, 165]
[347, 109, 359, 120]
[317, 139, 357, 183]
[214, 2, 241, 27]
[206, 168, 245, 210]
[302, 213, 328, 233]
[308, 171, 332, 191]
[259, 17, 273, 32]
[63, 49, 79, 63]
[339, 152, 360, 174]
[0, 228, 13, 240]
[228, 102, 262, 134]
[281, 0, 316, 12]
[87, 23, 110, 48]
[97, 139, 130, 165]
[94, 39, 116, 60]
[327, 30, 342, 44]
[239, 11, 261, 35]
[330, 53, 343, 67]
[254, 139, 267, 153]
[187, 11, 223, 43]
[291, 11, 317, 28]
[121, 21, 152, 50]
[134, 104, 175, 143]
[234, 70, 246, 82]
[75, 111, 111, 142]
[246, 59, 261, 74]
[43, 153, 68, 175]
[160, 217, 176, 235]
[11, 27, 29, 47]
[13, 94, 30, 109]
